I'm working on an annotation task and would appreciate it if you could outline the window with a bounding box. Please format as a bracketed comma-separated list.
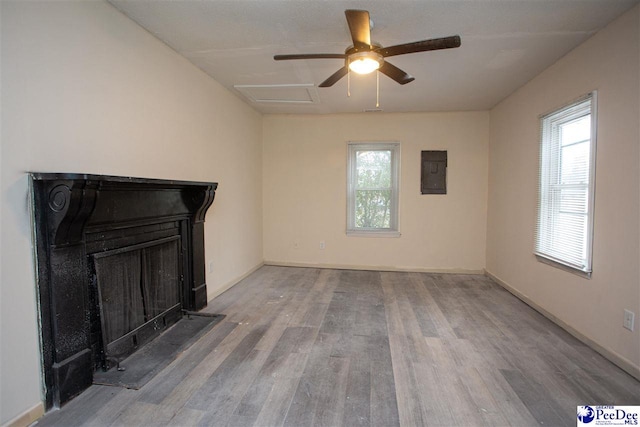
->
[347, 142, 400, 236]
[535, 93, 597, 276]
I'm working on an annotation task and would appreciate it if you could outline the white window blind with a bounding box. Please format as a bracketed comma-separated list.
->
[535, 93, 597, 275]
[347, 142, 400, 236]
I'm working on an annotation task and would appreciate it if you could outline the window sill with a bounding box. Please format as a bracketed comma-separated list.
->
[346, 230, 401, 238]
[535, 254, 592, 279]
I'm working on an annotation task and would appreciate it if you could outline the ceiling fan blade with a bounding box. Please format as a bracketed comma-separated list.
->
[319, 66, 348, 87]
[345, 9, 371, 50]
[378, 62, 415, 85]
[274, 53, 346, 61]
[377, 35, 461, 58]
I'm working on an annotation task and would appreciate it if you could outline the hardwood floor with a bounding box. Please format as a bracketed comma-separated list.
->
[36, 266, 640, 426]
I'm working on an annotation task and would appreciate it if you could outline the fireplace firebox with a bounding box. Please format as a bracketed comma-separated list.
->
[30, 173, 217, 409]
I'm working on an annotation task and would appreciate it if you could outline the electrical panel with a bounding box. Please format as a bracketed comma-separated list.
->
[421, 150, 447, 194]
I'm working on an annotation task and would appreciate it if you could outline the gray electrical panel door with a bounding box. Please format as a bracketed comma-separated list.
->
[421, 151, 447, 194]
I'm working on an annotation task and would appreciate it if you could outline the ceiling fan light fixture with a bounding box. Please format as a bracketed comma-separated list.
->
[348, 52, 383, 74]
[274, 10, 461, 87]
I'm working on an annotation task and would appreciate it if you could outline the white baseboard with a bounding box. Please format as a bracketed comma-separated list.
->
[264, 260, 485, 275]
[2, 402, 44, 427]
[207, 262, 264, 301]
[485, 269, 640, 382]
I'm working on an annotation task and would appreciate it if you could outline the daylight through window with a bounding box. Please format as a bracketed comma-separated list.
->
[535, 93, 597, 275]
[347, 142, 400, 236]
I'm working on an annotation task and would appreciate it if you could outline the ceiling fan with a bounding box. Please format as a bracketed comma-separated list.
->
[274, 9, 461, 88]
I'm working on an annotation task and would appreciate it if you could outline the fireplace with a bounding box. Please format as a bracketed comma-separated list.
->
[30, 173, 217, 409]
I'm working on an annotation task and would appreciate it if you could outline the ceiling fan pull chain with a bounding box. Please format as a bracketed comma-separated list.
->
[347, 66, 351, 97]
[376, 70, 380, 108]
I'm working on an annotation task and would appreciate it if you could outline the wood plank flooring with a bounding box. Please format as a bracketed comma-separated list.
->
[36, 266, 640, 427]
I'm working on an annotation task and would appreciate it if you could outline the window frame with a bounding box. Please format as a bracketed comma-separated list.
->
[535, 92, 597, 277]
[346, 141, 401, 237]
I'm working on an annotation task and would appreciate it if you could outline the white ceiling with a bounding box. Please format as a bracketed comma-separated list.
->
[108, 0, 639, 114]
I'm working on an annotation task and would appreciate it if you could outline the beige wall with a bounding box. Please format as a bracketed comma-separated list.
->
[487, 6, 640, 374]
[0, 1, 263, 424]
[263, 112, 489, 272]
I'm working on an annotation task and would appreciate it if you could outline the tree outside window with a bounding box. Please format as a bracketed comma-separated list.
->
[347, 142, 400, 236]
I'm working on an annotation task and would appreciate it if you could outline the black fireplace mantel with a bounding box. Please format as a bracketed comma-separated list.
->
[30, 173, 217, 409]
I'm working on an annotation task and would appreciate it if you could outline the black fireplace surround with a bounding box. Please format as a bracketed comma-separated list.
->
[30, 173, 217, 409]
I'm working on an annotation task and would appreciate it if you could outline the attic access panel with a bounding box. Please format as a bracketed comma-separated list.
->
[421, 150, 447, 194]
[233, 84, 319, 104]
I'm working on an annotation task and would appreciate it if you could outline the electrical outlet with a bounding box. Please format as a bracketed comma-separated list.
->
[208, 261, 214, 273]
[623, 309, 635, 332]
[319, 241, 325, 250]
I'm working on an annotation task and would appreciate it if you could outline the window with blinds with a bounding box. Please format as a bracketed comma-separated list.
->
[535, 93, 597, 276]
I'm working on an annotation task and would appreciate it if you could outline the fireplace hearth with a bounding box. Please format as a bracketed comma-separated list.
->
[30, 173, 217, 409]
